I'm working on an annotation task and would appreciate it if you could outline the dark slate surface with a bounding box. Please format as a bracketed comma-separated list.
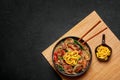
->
[0, 0, 120, 80]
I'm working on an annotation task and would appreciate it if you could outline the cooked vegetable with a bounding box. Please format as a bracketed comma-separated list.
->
[58, 56, 63, 60]
[57, 65, 64, 71]
[53, 53, 58, 62]
[74, 39, 84, 50]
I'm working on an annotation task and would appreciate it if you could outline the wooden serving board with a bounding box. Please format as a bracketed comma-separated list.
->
[42, 11, 120, 80]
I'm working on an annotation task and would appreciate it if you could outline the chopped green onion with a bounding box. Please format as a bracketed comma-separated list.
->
[58, 56, 63, 60]
[57, 65, 64, 71]
[64, 49, 68, 52]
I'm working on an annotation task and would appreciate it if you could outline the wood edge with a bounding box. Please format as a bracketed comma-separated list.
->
[93, 11, 120, 42]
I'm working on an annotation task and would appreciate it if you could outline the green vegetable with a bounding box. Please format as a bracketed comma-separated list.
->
[64, 49, 68, 52]
[78, 57, 81, 60]
[58, 56, 63, 60]
[74, 39, 84, 50]
[57, 65, 64, 71]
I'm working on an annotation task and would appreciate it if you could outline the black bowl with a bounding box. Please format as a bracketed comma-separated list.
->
[52, 36, 92, 77]
[95, 43, 112, 62]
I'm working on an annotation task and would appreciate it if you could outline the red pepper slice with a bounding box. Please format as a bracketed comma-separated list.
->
[61, 50, 65, 55]
[53, 55, 58, 62]
[54, 52, 58, 56]
[53, 52, 58, 62]
[79, 50, 82, 55]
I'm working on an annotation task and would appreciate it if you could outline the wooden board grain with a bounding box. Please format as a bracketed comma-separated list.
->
[42, 11, 120, 80]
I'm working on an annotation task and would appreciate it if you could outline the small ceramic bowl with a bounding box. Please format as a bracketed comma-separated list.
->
[95, 34, 112, 62]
